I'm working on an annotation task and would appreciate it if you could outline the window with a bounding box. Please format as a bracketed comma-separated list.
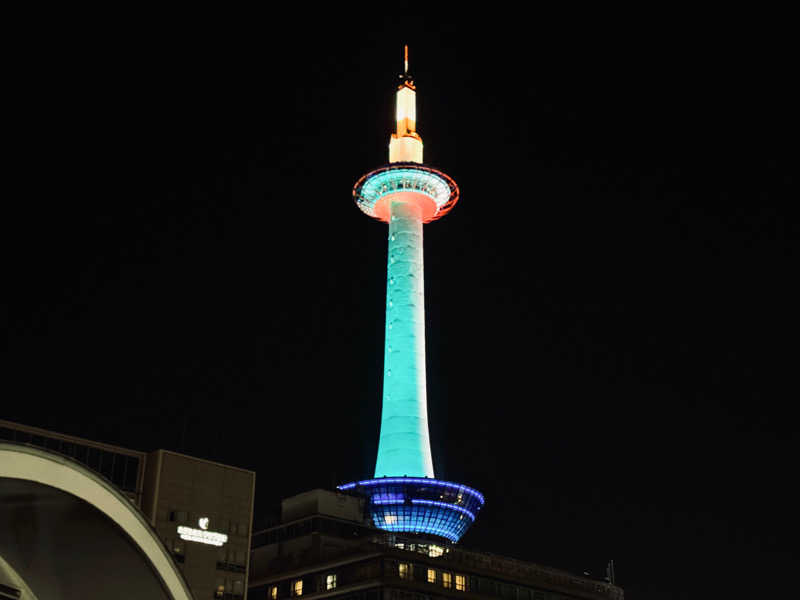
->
[427, 569, 436, 584]
[398, 563, 410, 580]
[270, 586, 278, 600]
[455, 575, 466, 591]
[292, 580, 303, 596]
[326, 574, 337, 590]
[215, 585, 224, 599]
[442, 572, 452, 589]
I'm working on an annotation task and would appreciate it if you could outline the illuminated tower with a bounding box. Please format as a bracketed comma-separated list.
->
[339, 47, 484, 544]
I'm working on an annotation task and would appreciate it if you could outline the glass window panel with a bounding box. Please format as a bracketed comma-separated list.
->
[443, 572, 452, 589]
[326, 574, 337, 590]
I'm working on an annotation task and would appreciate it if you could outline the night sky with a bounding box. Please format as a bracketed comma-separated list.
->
[6, 9, 798, 599]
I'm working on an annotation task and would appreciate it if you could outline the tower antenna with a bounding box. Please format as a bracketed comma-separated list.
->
[404, 44, 408, 74]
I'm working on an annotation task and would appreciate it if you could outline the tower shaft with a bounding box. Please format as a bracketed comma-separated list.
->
[345, 47, 483, 544]
[375, 199, 434, 478]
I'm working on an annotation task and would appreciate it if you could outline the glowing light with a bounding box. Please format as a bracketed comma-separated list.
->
[338, 478, 485, 504]
[443, 572, 452, 589]
[353, 167, 458, 224]
[177, 525, 228, 547]
[345, 51, 483, 545]
[338, 478, 484, 542]
[326, 574, 337, 590]
[376, 200, 433, 478]
[456, 574, 466, 591]
[198, 517, 209, 530]
[411, 499, 476, 521]
[396, 87, 417, 129]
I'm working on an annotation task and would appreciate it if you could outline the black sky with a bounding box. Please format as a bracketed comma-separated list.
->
[6, 8, 799, 599]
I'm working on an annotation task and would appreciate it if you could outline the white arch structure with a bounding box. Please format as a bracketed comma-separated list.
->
[0, 443, 193, 600]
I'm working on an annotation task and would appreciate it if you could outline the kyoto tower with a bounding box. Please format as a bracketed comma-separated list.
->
[339, 47, 484, 544]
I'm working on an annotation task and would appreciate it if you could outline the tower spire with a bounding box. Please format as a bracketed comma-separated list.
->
[390, 45, 422, 163]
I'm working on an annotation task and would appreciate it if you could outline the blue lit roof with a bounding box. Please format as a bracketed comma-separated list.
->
[338, 477, 484, 543]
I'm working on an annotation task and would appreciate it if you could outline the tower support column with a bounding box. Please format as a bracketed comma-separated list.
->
[375, 199, 434, 478]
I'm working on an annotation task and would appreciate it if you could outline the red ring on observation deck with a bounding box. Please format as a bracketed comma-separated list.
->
[353, 163, 460, 224]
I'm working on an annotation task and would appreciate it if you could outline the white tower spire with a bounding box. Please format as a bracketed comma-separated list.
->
[389, 45, 423, 163]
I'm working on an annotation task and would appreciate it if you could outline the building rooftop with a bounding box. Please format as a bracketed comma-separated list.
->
[251, 490, 622, 600]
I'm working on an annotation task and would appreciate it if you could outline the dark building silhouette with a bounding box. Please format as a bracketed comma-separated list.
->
[0, 419, 255, 600]
[249, 490, 621, 600]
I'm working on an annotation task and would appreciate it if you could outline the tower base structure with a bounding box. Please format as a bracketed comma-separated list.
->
[338, 477, 484, 543]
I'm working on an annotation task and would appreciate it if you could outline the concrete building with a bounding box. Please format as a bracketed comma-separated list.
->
[248, 489, 622, 600]
[144, 449, 256, 599]
[0, 419, 255, 600]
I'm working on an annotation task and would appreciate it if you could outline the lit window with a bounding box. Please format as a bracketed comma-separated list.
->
[270, 586, 278, 600]
[429, 545, 444, 558]
[385, 515, 397, 525]
[399, 563, 410, 580]
[455, 575, 466, 591]
[326, 574, 337, 590]
[427, 569, 436, 584]
[443, 572, 452, 589]
[293, 580, 303, 596]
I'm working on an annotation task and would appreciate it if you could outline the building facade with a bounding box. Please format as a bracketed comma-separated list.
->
[0, 419, 255, 600]
[144, 449, 256, 599]
[249, 490, 622, 600]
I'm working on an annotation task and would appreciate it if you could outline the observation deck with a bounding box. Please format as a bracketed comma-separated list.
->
[353, 163, 459, 224]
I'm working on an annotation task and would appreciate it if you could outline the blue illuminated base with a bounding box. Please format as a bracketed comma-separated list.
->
[338, 478, 484, 543]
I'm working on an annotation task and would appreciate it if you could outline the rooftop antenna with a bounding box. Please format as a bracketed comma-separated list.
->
[606, 559, 616, 585]
[404, 44, 408, 74]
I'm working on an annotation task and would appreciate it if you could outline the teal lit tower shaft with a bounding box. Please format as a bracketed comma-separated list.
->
[346, 48, 483, 544]
[375, 200, 434, 478]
